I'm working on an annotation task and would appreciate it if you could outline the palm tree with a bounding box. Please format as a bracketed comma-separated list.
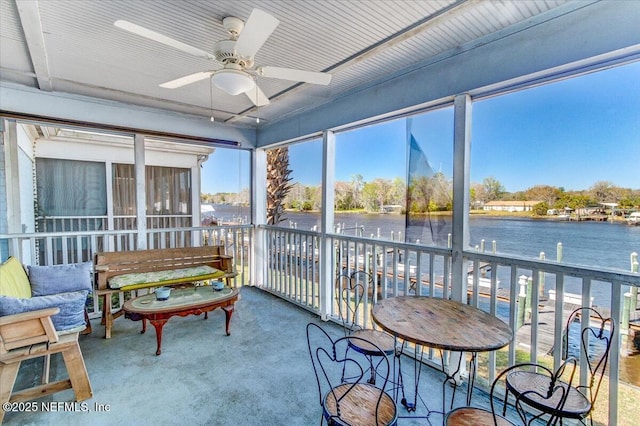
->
[266, 147, 293, 225]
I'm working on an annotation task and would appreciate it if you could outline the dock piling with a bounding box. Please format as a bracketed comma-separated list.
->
[517, 275, 529, 329]
[539, 252, 546, 298]
[556, 242, 563, 262]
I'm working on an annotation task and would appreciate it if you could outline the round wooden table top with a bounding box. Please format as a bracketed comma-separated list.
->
[372, 296, 513, 352]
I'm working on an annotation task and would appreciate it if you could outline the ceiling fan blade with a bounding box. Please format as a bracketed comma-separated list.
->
[159, 71, 213, 89]
[114, 20, 215, 60]
[244, 84, 270, 106]
[234, 9, 279, 59]
[257, 66, 332, 85]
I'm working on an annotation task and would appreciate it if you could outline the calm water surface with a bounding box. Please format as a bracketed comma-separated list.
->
[216, 205, 640, 305]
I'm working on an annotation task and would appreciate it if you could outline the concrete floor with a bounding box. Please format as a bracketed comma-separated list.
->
[5, 286, 523, 426]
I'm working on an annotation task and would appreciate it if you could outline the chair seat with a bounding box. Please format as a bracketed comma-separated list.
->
[445, 407, 516, 426]
[506, 370, 591, 418]
[323, 383, 397, 426]
[349, 329, 395, 356]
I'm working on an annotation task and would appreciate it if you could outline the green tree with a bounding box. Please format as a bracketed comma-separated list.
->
[483, 176, 505, 201]
[524, 185, 562, 206]
[266, 147, 293, 225]
[589, 180, 617, 203]
[533, 202, 549, 216]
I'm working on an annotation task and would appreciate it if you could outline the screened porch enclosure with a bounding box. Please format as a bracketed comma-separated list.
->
[1, 1, 639, 424]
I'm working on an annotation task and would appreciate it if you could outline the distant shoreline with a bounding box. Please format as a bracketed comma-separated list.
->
[284, 208, 631, 223]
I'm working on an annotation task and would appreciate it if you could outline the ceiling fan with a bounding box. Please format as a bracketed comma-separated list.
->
[114, 8, 332, 106]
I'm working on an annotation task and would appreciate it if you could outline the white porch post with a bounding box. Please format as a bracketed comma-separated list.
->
[451, 94, 472, 302]
[2, 120, 21, 236]
[450, 94, 472, 380]
[252, 148, 267, 286]
[319, 130, 336, 320]
[134, 134, 147, 250]
[105, 160, 114, 232]
[191, 156, 205, 247]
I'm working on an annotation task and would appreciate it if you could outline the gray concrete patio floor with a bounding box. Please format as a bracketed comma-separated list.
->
[5, 286, 524, 425]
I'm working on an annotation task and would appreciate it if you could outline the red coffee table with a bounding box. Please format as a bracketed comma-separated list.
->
[123, 286, 239, 355]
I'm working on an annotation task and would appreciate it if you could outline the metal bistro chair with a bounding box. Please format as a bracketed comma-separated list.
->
[306, 322, 398, 426]
[335, 270, 397, 386]
[505, 307, 614, 425]
[445, 357, 577, 426]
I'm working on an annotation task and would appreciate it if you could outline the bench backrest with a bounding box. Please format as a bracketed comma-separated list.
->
[94, 246, 233, 290]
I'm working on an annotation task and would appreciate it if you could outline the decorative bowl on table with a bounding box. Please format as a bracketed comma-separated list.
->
[212, 281, 224, 291]
[155, 287, 172, 301]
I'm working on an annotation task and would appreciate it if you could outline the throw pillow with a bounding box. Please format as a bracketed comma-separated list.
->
[0, 290, 89, 331]
[0, 257, 32, 298]
[28, 262, 93, 296]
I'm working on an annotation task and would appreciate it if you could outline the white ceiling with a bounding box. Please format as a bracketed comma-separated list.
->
[1, 0, 576, 130]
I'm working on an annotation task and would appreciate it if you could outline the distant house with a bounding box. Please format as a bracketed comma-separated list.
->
[483, 200, 542, 212]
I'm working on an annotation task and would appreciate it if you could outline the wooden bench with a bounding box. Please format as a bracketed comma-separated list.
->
[94, 245, 236, 339]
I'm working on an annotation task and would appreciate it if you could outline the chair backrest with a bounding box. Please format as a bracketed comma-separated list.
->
[502, 358, 578, 425]
[306, 322, 393, 425]
[335, 271, 373, 335]
[562, 307, 614, 408]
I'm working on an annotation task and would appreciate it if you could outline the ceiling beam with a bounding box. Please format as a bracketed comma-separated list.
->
[16, 0, 52, 91]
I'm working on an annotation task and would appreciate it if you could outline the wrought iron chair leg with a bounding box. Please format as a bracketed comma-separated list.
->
[368, 355, 376, 384]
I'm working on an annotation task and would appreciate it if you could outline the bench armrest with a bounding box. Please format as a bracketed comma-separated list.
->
[0, 307, 60, 353]
[0, 307, 60, 326]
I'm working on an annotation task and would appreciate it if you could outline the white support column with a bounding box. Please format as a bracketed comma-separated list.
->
[252, 148, 267, 286]
[319, 130, 336, 320]
[105, 159, 115, 227]
[191, 158, 202, 246]
[451, 94, 472, 303]
[449, 94, 472, 381]
[3, 120, 22, 236]
[134, 134, 147, 250]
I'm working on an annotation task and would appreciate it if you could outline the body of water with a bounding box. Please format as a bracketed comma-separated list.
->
[283, 210, 640, 271]
[213, 205, 640, 306]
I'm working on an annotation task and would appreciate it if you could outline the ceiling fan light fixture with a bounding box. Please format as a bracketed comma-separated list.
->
[212, 68, 255, 96]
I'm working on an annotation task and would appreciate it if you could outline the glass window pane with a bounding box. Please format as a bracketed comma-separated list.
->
[201, 148, 251, 225]
[470, 62, 640, 271]
[36, 158, 106, 216]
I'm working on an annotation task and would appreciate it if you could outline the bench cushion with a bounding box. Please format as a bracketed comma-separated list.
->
[0, 290, 89, 331]
[108, 265, 225, 291]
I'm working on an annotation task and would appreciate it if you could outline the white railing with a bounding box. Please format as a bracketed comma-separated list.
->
[36, 215, 193, 233]
[259, 225, 640, 425]
[0, 224, 252, 316]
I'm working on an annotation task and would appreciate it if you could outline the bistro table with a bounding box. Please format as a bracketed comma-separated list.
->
[372, 296, 513, 419]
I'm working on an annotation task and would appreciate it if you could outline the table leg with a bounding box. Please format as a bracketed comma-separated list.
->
[149, 319, 169, 355]
[440, 350, 478, 415]
[398, 342, 425, 413]
[467, 352, 478, 406]
[222, 305, 234, 336]
[442, 351, 464, 415]
[141, 318, 147, 334]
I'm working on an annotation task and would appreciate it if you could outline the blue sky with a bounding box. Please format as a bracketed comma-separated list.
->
[202, 61, 639, 194]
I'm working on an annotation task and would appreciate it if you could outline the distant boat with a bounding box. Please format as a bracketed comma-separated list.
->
[626, 212, 640, 226]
